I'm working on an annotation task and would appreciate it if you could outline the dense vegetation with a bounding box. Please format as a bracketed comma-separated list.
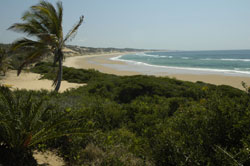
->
[1, 61, 250, 165]
[0, 47, 12, 75]
[0, 85, 86, 166]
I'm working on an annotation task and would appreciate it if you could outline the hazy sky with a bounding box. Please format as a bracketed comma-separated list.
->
[0, 0, 250, 50]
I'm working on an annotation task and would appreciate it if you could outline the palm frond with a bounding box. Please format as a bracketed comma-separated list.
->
[56, 1, 63, 31]
[11, 38, 40, 50]
[37, 33, 58, 46]
[8, 23, 45, 37]
[0, 86, 16, 114]
[17, 46, 51, 75]
[22, 11, 51, 33]
[0, 86, 87, 150]
[31, 1, 62, 37]
[63, 15, 84, 43]
[11, 39, 51, 75]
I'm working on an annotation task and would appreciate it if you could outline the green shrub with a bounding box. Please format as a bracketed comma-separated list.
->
[0, 86, 83, 165]
[3, 61, 250, 165]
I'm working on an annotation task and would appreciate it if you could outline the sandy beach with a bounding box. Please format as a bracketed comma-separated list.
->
[64, 52, 139, 76]
[1, 51, 250, 91]
[64, 53, 250, 90]
[0, 70, 84, 92]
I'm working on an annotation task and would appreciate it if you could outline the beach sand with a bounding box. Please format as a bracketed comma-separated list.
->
[64, 53, 250, 90]
[33, 150, 64, 166]
[64, 52, 139, 76]
[1, 52, 250, 92]
[0, 70, 84, 92]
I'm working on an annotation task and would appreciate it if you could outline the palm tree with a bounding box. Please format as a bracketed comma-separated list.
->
[9, 1, 83, 91]
[0, 47, 12, 76]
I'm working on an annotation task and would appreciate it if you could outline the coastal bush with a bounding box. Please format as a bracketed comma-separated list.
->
[0, 47, 12, 75]
[31, 62, 107, 83]
[0, 86, 84, 165]
[62, 130, 147, 165]
[72, 142, 154, 166]
[32, 64, 250, 165]
[159, 90, 250, 165]
[2, 62, 250, 165]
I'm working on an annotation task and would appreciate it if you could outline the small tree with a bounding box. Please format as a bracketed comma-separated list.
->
[0, 86, 83, 165]
[9, 1, 83, 91]
[0, 47, 12, 76]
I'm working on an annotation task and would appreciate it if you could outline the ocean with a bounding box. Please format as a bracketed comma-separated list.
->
[111, 50, 250, 76]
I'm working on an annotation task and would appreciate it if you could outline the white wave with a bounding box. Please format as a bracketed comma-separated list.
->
[201, 58, 250, 62]
[234, 68, 250, 71]
[141, 63, 250, 75]
[181, 57, 189, 59]
[110, 55, 123, 61]
[220, 58, 250, 62]
[110, 55, 250, 75]
[135, 52, 160, 58]
[201, 58, 214, 61]
[134, 52, 174, 58]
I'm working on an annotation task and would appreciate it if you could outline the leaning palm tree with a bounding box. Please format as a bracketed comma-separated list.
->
[9, 1, 83, 91]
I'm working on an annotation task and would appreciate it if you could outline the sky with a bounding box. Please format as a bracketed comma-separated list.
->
[0, 0, 250, 50]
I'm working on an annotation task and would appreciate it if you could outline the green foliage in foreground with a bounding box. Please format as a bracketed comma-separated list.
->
[0, 86, 85, 166]
[1, 63, 250, 165]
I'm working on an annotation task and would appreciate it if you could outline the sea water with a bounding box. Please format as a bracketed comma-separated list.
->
[111, 50, 250, 76]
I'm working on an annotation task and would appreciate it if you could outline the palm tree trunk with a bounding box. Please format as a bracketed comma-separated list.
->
[54, 49, 63, 92]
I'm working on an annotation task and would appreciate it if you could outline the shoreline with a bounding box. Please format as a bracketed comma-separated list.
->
[64, 52, 250, 90]
[1, 51, 250, 91]
[63, 52, 140, 76]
